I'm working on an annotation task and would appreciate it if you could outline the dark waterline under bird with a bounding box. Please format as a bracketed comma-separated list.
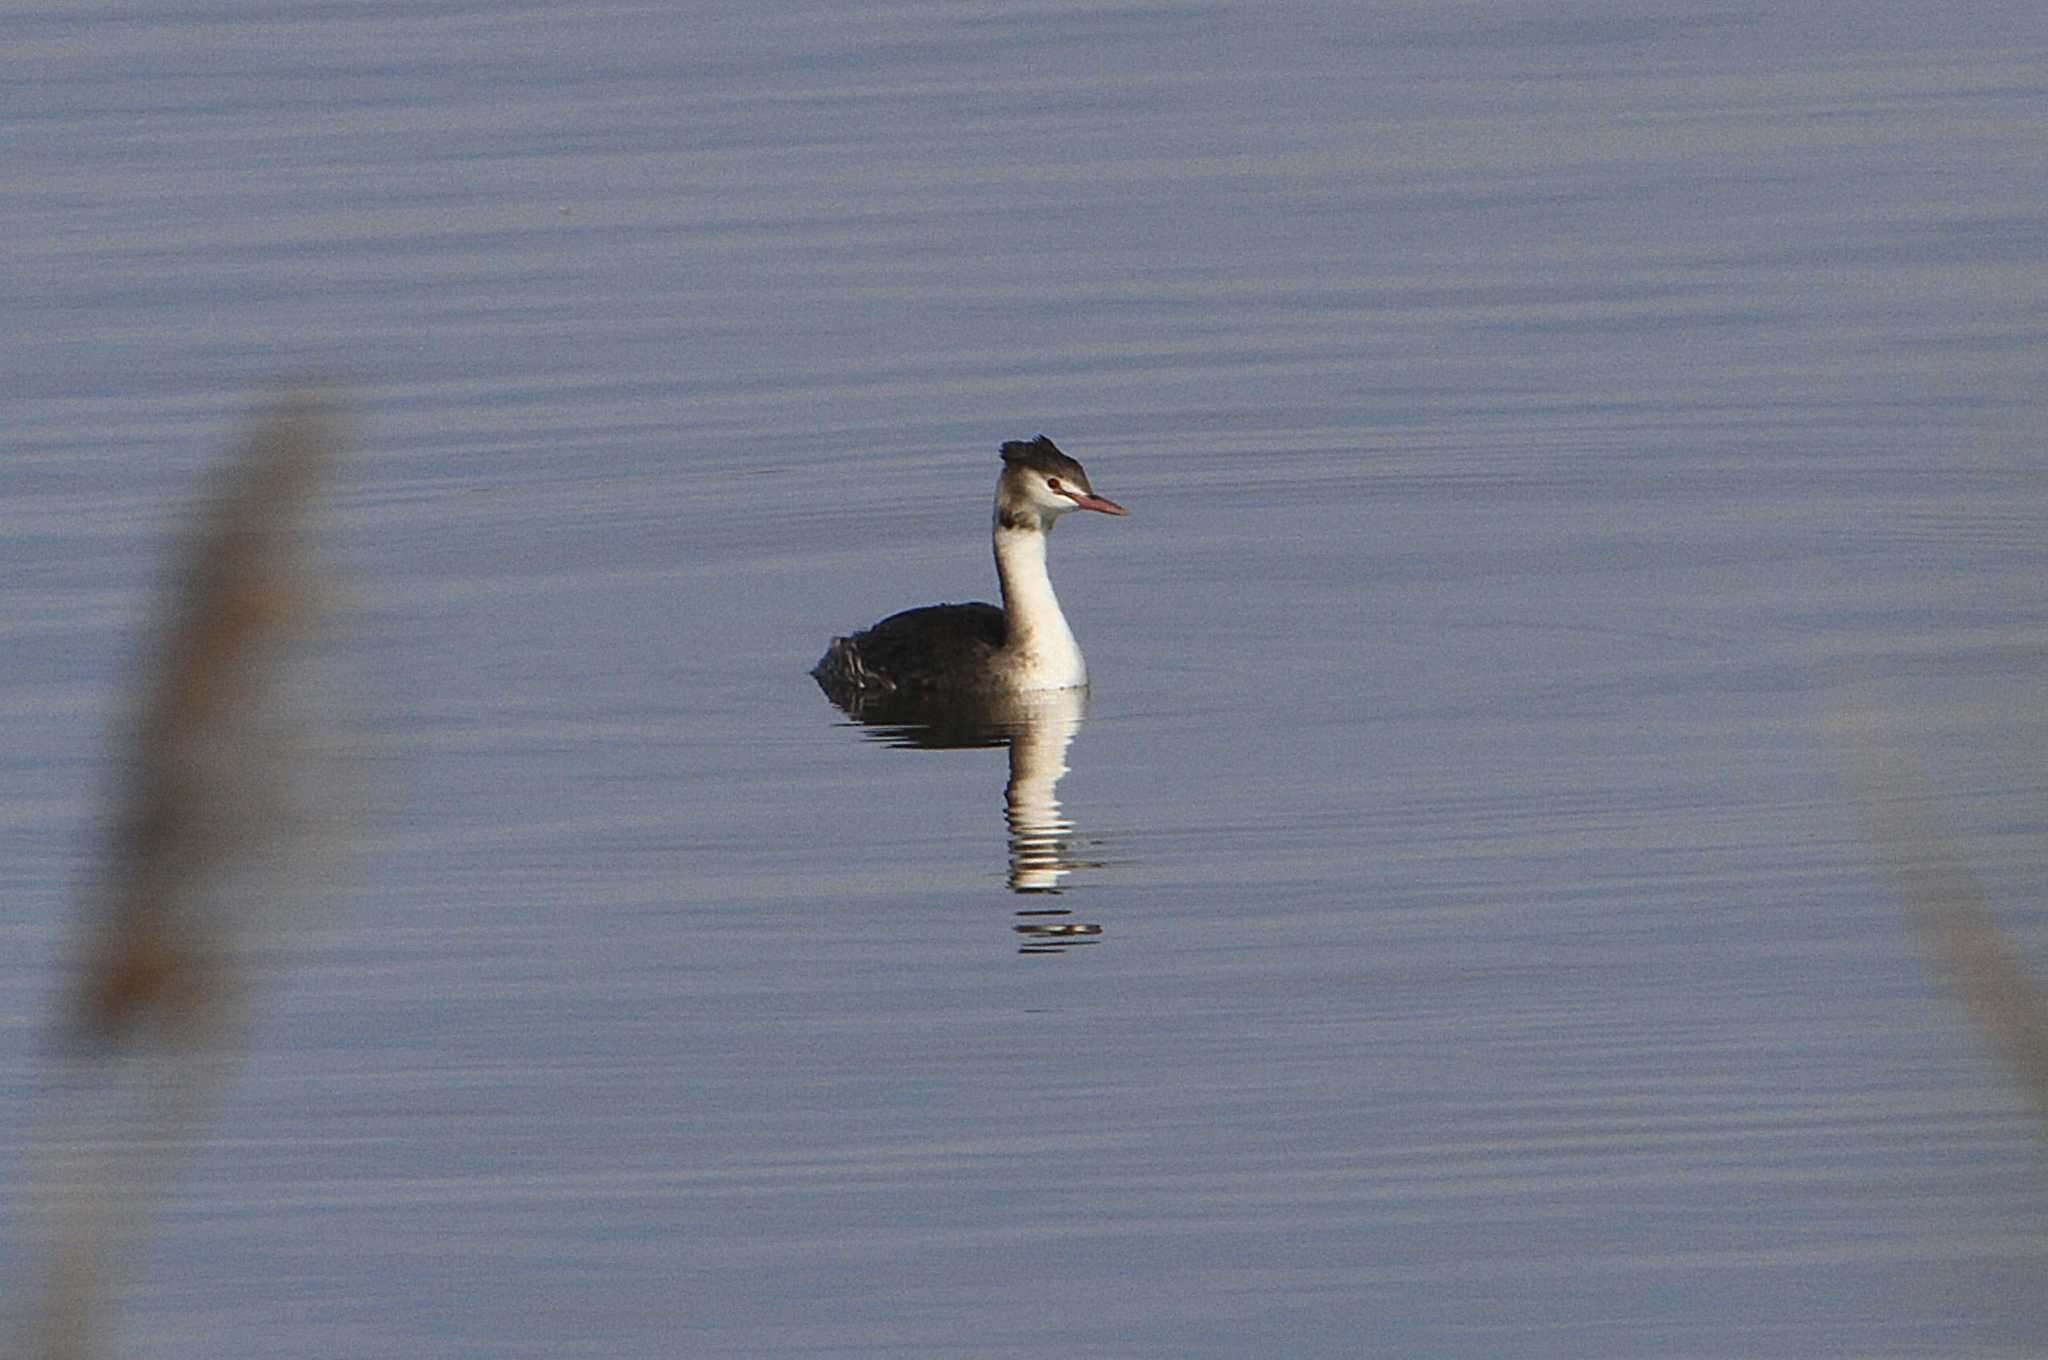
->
[813, 437, 1128, 705]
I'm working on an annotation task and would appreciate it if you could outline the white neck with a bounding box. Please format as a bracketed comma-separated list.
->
[993, 516, 1087, 690]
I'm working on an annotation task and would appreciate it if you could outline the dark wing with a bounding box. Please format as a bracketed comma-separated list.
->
[812, 602, 1005, 704]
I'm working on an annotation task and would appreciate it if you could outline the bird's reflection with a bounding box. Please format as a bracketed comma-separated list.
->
[819, 686, 1108, 951]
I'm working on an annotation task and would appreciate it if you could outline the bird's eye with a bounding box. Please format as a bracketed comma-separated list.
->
[1047, 478, 1062, 491]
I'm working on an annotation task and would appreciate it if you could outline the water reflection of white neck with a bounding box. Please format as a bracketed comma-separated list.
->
[1001, 688, 1087, 892]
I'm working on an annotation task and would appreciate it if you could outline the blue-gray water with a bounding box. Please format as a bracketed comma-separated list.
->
[5, 3, 2047, 1355]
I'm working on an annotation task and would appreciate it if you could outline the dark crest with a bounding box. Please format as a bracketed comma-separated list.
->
[999, 435, 1088, 486]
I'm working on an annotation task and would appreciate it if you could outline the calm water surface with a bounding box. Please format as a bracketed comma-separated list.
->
[4, 3, 2047, 1356]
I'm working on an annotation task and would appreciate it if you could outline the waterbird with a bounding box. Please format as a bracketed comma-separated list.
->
[813, 437, 1128, 704]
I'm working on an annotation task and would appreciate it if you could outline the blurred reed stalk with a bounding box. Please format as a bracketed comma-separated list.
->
[8, 393, 346, 1359]
[1858, 736, 2048, 1121]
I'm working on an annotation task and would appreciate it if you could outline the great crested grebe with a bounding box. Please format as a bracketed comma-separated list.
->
[813, 436, 1128, 702]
